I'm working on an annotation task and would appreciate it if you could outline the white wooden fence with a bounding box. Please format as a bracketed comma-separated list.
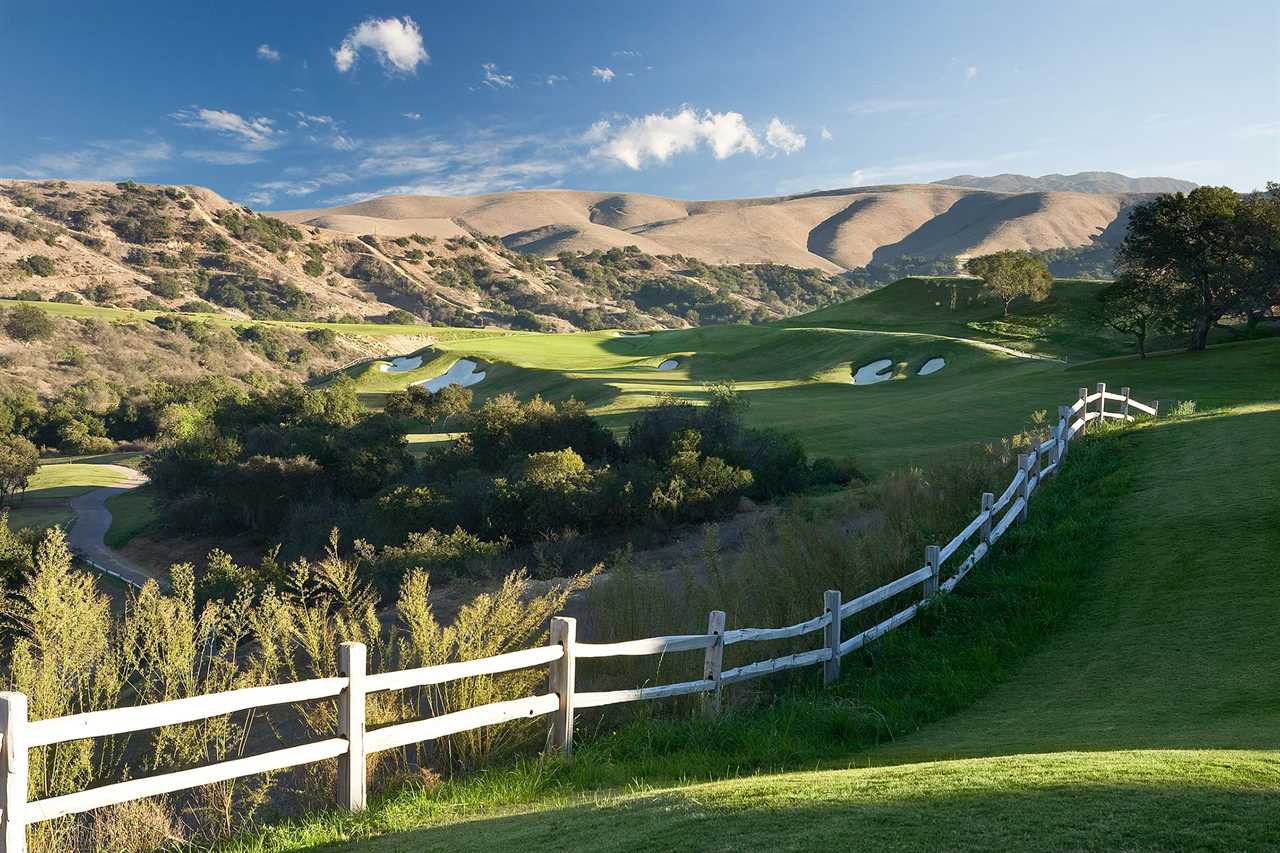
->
[0, 383, 1157, 852]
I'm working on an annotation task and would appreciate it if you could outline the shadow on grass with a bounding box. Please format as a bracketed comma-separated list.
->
[293, 752, 1280, 852]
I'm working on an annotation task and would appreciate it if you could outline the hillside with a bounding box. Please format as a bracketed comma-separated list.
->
[933, 171, 1197, 194]
[278, 183, 1146, 275]
[0, 179, 864, 336]
[224, 386, 1280, 851]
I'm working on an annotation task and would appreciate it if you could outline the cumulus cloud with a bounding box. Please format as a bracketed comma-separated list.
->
[590, 107, 762, 170]
[256, 44, 280, 62]
[403, 112, 422, 120]
[591, 66, 615, 83]
[171, 107, 281, 150]
[542, 74, 568, 86]
[482, 63, 514, 88]
[820, 126, 833, 141]
[765, 117, 806, 154]
[964, 65, 978, 80]
[333, 16, 428, 74]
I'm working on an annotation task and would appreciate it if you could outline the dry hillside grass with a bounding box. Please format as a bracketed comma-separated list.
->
[280, 183, 1147, 271]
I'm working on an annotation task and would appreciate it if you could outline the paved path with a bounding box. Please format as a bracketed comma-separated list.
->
[67, 466, 166, 589]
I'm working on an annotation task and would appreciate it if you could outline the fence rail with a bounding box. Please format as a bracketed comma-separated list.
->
[0, 382, 1156, 852]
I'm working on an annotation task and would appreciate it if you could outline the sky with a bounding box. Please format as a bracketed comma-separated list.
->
[1, 0, 1277, 209]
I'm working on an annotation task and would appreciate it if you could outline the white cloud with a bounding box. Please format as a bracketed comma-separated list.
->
[591, 106, 762, 170]
[333, 16, 428, 75]
[964, 65, 978, 80]
[481, 62, 514, 88]
[256, 44, 280, 62]
[612, 50, 641, 58]
[765, 117, 806, 154]
[291, 112, 355, 150]
[592, 66, 616, 83]
[171, 107, 281, 150]
[323, 132, 571, 202]
[820, 126, 833, 141]
[542, 74, 568, 86]
[182, 149, 263, 165]
[4, 139, 172, 181]
[402, 112, 422, 120]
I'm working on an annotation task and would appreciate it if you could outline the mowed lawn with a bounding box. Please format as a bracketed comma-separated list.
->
[237, 402, 1280, 852]
[17, 460, 140, 501]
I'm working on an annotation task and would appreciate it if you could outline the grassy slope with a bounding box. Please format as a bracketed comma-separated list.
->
[17, 461, 136, 501]
[228, 394, 1280, 851]
[103, 486, 155, 548]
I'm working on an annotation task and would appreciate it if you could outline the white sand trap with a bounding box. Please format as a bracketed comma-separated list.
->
[853, 359, 893, 385]
[918, 357, 946, 376]
[620, 333, 651, 338]
[658, 359, 679, 371]
[412, 359, 486, 392]
[377, 355, 424, 373]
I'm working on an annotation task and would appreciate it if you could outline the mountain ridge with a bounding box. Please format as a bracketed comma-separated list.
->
[931, 171, 1196, 194]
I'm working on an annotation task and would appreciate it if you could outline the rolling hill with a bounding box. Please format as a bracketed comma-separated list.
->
[278, 182, 1150, 272]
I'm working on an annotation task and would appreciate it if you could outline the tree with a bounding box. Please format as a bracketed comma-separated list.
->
[964, 251, 1053, 315]
[1236, 182, 1280, 333]
[5, 304, 55, 342]
[1117, 185, 1275, 351]
[0, 434, 39, 505]
[1093, 270, 1180, 358]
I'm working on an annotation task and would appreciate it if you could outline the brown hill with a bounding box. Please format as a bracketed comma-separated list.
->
[279, 183, 1150, 271]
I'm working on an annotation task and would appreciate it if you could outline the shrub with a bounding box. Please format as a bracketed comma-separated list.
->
[0, 434, 39, 504]
[302, 257, 324, 277]
[5, 305, 54, 342]
[18, 255, 55, 277]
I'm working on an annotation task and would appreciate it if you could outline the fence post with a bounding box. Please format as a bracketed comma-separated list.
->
[1018, 453, 1032, 521]
[1, 692, 28, 853]
[979, 492, 994, 546]
[1078, 387, 1089, 433]
[702, 610, 726, 718]
[337, 642, 367, 812]
[1120, 386, 1131, 421]
[923, 545, 940, 598]
[548, 616, 577, 754]
[1096, 382, 1107, 426]
[1048, 423, 1062, 474]
[1058, 405, 1073, 457]
[822, 591, 841, 686]
[1153, 399, 1160, 418]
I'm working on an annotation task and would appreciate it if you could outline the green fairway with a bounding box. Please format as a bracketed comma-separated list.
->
[3, 505, 75, 533]
[18, 462, 138, 501]
[324, 751, 1278, 852]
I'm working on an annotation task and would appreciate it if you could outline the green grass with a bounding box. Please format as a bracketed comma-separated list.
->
[3, 505, 75, 533]
[224, 400, 1280, 851]
[103, 486, 155, 548]
[17, 462, 136, 501]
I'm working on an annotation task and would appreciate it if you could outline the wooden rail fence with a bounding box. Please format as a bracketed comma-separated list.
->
[0, 383, 1157, 851]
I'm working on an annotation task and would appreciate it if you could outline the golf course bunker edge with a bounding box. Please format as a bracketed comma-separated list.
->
[853, 358, 893, 385]
[412, 358, 487, 392]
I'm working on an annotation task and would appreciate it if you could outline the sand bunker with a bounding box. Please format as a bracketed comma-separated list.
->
[378, 355, 424, 373]
[853, 359, 893, 385]
[412, 359, 486, 392]
[658, 359, 679, 371]
[620, 333, 651, 338]
[918, 357, 946, 376]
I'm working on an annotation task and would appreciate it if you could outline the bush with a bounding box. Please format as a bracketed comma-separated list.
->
[17, 255, 55, 277]
[303, 257, 324, 277]
[5, 305, 54, 342]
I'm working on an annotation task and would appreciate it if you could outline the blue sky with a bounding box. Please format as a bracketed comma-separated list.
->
[1, 0, 1276, 208]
